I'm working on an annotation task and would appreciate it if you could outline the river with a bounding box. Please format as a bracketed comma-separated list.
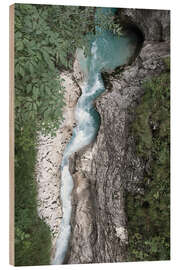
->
[52, 7, 138, 264]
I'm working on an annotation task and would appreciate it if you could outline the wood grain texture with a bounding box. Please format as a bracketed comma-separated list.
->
[9, 4, 14, 266]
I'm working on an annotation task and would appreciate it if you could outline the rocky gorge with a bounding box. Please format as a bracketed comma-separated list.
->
[36, 8, 170, 264]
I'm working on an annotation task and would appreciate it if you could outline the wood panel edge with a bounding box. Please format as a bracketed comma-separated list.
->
[9, 4, 15, 266]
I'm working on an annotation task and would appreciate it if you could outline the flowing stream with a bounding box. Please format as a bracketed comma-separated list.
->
[52, 7, 138, 265]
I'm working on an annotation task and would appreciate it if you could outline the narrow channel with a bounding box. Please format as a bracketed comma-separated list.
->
[52, 7, 138, 265]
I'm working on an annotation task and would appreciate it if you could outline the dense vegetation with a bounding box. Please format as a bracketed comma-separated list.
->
[14, 4, 121, 265]
[15, 125, 52, 266]
[126, 57, 170, 261]
[15, 4, 121, 135]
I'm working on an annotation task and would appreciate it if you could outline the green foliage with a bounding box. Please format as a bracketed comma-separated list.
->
[163, 56, 170, 71]
[15, 124, 52, 266]
[95, 8, 122, 36]
[15, 4, 67, 135]
[127, 59, 170, 261]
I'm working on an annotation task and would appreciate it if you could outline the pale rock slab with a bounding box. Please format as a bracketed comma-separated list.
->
[35, 71, 81, 247]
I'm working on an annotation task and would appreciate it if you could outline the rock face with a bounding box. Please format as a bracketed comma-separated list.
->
[118, 8, 170, 41]
[65, 9, 170, 264]
[35, 71, 81, 248]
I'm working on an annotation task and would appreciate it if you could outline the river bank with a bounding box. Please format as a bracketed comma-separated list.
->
[35, 69, 81, 250]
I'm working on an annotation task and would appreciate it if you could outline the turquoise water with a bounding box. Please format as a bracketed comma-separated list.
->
[52, 8, 138, 265]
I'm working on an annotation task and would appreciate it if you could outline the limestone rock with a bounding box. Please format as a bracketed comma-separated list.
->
[118, 8, 170, 41]
[35, 71, 81, 248]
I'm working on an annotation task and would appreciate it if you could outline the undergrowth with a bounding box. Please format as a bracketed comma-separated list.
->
[126, 57, 170, 261]
[15, 124, 52, 266]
